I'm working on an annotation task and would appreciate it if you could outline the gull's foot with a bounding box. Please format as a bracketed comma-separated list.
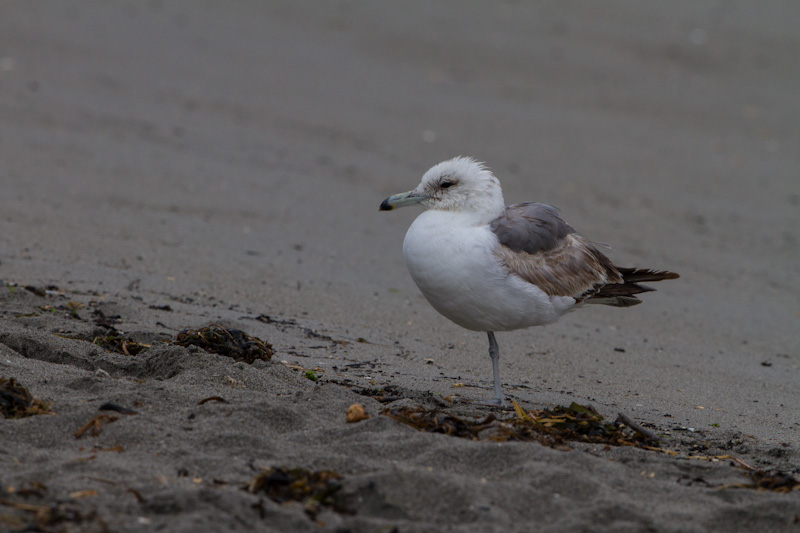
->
[476, 397, 510, 409]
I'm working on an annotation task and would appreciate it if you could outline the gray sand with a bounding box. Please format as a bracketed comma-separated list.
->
[1, 2, 799, 531]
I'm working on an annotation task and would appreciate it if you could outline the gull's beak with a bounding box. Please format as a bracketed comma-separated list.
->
[379, 190, 429, 211]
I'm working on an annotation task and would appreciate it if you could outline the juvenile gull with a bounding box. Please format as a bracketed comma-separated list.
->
[380, 157, 678, 407]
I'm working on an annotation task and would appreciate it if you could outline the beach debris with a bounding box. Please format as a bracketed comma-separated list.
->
[5, 482, 48, 498]
[355, 385, 404, 404]
[74, 414, 120, 438]
[615, 412, 663, 443]
[346, 404, 370, 423]
[127, 488, 144, 503]
[98, 402, 138, 415]
[685, 457, 799, 492]
[382, 401, 662, 448]
[304, 328, 349, 345]
[386, 407, 488, 435]
[98, 445, 125, 453]
[89, 333, 149, 356]
[282, 362, 327, 380]
[383, 402, 798, 493]
[69, 490, 99, 499]
[175, 324, 273, 364]
[45, 306, 152, 356]
[246, 467, 350, 520]
[198, 396, 229, 405]
[254, 314, 298, 327]
[510, 401, 663, 446]
[383, 408, 501, 441]
[747, 469, 799, 492]
[57, 310, 150, 356]
[92, 309, 121, 329]
[17, 284, 61, 297]
[0, 497, 108, 533]
[43, 301, 85, 319]
[30, 302, 83, 320]
[23, 285, 46, 297]
[0, 377, 52, 419]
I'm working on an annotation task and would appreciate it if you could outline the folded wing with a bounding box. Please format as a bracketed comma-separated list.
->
[490, 202, 678, 306]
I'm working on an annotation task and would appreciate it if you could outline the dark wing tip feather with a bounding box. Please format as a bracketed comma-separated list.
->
[617, 267, 680, 283]
[586, 266, 678, 306]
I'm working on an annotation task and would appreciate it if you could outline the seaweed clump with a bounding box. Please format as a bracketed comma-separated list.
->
[88, 309, 149, 356]
[511, 402, 657, 446]
[246, 467, 350, 520]
[382, 401, 660, 449]
[89, 333, 149, 356]
[58, 309, 150, 356]
[747, 469, 799, 493]
[0, 377, 52, 419]
[0, 496, 107, 533]
[175, 324, 273, 364]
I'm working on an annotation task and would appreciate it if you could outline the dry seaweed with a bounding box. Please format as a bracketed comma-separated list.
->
[74, 414, 120, 438]
[38, 301, 85, 319]
[0, 498, 108, 533]
[303, 328, 349, 346]
[58, 316, 150, 356]
[381, 401, 660, 449]
[92, 309, 121, 329]
[748, 469, 799, 492]
[90, 334, 149, 356]
[707, 465, 800, 492]
[23, 285, 47, 297]
[198, 396, 229, 405]
[87, 309, 151, 355]
[511, 401, 657, 446]
[175, 324, 273, 364]
[383, 408, 499, 440]
[6, 482, 48, 499]
[0, 377, 52, 419]
[246, 467, 351, 520]
[355, 385, 404, 404]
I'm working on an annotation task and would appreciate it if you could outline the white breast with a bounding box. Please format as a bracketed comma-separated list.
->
[402, 210, 575, 332]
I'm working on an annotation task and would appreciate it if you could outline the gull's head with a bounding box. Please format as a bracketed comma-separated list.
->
[379, 157, 505, 217]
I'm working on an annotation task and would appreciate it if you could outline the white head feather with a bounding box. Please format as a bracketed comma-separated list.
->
[412, 157, 505, 218]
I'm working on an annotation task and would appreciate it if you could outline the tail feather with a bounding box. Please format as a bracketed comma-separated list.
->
[615, 267, 680, 284]
[586, 295, 643, 307]
[585, 267, 679, 307]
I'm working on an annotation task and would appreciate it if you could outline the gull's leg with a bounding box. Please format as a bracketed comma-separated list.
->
[483, 331, 507, 407]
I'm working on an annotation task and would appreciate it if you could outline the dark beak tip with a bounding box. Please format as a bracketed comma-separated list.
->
[379, 198, 393, 211]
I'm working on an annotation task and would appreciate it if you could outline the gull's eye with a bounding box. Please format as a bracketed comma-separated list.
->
[440, 180, 453, 189]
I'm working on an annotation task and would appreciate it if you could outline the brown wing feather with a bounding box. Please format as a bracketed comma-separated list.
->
[495, 234, 623, 299]
[491, 203, 680, 305]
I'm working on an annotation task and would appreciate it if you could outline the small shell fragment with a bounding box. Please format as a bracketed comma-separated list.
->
[346, 403, 370, 423]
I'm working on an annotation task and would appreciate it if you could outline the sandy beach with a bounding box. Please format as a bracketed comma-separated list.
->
[1, 2, 799, 531]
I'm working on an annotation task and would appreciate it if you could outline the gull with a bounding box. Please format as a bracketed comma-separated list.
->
[380, 157, 679, 407]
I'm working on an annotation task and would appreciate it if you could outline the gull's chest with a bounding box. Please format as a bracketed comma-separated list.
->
[402, 212, 502, 293]
[399, 210, 566, 331]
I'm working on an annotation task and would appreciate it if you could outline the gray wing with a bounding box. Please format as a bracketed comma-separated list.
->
[489, 203, 575, 254]
[490, 203, 623, 299]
